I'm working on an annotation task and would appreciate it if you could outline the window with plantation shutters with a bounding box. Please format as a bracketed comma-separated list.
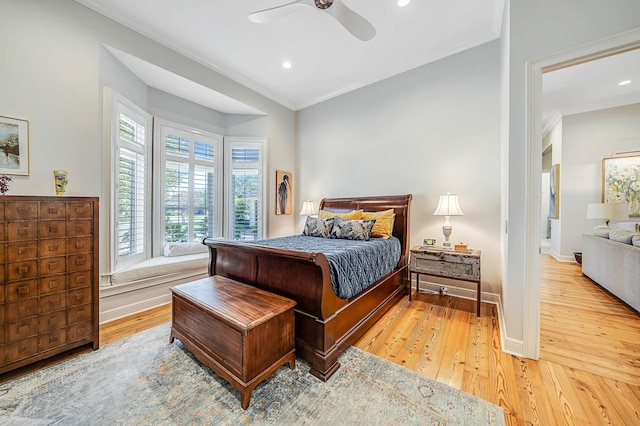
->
[156, 121, 222, 248]
[224, 137, 265, 241]
[112, 97, 152, 268]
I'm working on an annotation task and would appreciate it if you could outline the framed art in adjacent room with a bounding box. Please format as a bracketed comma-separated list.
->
[603, 155, 640, 217]
[0, 115, 30, 175]
[276, 170, 292, 215]
[549, 163, 559, 219]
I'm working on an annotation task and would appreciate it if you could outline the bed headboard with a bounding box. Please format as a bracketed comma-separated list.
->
[319, 194, 412, 267]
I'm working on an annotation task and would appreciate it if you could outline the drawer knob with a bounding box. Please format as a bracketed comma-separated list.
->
[49, 244, 59, 250]
[18, 228, 28, 235]
[49, 336, 58, 343]
[18, 266, 29, 274]
[49, 281, 59, 289]
[48, 207, 58, 214]
[75, 258, 86, 266]
[18, 246, 28, 254]
[18, 285, 30, 294]
[49, 262, 58, 270]
[48, 225, 58, 233]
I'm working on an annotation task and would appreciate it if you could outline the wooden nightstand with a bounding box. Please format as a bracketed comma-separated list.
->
[409, 246, 482, 316]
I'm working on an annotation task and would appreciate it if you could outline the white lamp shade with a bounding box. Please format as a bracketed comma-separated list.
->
[433, 193, 464, 216]
[299, 200, 316, 216]
[586, 202, 629, 221]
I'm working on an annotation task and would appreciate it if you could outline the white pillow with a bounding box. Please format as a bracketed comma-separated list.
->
[592, 226, 611, 238]
[163, 242, 208, 257]
[609, 230, 638, 245]
[633, 235, 640, 247]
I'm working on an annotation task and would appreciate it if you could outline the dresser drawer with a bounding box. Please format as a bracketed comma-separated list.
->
[0, 202, 4, 221]
[7, 260, 38, 281]
[40, 256, 66, 276]
[6, 298, 38, 321]
[6, 279, 38, 301]
[68, 320, 93, 342]
[0, 324, 4, 345]
[6, 336, 38, 363]
[39, 238, 67, 257]
[0, 242, 4, 261]
[67, 202, 93, 219]
[7, 317, 39, 342]
[0, 224, 5, 241]
[7, 241, 38, 261]
[40, 202, 66, 220]
[68, 287, 92, 307]
[39, 275, 67, 295]
[39, 293, 66, 314]
[39, 220, 66, 239]
[0, 285, 4, 304]
[68, 271, 92, 289]
[68, 304, 92, 324]
[7, 222, 37, 241]
[39, 311, 68, 333]
[68, 219, 92, 237]
[68, 236, 92, 254]
[68, 254, 92, 272]
[39, 328, 67, 352]
[5, 202, 38, 220]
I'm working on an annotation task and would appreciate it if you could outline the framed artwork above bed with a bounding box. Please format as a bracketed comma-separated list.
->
[603, 155, 640, 217]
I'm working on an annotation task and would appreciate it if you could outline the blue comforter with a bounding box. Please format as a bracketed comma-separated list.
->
[247, 235, 401, 299]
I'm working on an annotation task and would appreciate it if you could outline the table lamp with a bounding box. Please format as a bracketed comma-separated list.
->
[299, 200, 316, 217]
[433, 193, 464, 249]
[586, 202, 628, 226]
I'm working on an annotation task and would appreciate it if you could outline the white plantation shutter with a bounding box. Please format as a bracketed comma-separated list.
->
[157, 120, 222, 248]
[224, 138, 265, 241]
[113, 97, 152, 267]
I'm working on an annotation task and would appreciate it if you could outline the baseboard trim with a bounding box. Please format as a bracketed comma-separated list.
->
[100, 294, 171, 324]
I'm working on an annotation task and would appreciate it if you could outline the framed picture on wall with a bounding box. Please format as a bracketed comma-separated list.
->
[603, 155, 640, 217]
[0, 115, 30, 175]
[549, 163, 559, 219]
[276, 170, 292, 215]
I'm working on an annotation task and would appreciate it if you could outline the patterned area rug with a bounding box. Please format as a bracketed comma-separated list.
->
[0, 323, 504, 425]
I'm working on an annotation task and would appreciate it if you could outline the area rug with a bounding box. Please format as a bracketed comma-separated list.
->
[0, 323, 505, 425]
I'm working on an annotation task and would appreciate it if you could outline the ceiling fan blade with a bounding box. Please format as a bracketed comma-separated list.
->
[248, 1, 311, 24]
[331, 0, 376, 41]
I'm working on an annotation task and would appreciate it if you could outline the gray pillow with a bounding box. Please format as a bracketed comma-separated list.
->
[608, 229, 637, 245]
[303, 216, 334, 238]
[592, 226, 611, 238]
[633, 235, 640, 247]
[330, 217, 375, 241]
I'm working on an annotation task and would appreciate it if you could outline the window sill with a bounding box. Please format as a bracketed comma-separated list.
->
[101, 253, 209, 297]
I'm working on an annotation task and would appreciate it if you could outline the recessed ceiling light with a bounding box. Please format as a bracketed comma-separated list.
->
[282, 61, 292, 69]
[618, 80, 631, 86]
[397, 0, 411, 7]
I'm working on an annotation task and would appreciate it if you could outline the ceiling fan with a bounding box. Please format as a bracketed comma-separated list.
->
[248, 0, 376, 41]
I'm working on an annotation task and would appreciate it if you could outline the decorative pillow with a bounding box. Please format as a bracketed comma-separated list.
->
[318, 209, 363, 220]
[362, 209, 395, 239]
[592, 226, 611, 238]
[163, 242, 208, 257]
[303, 216, 334, 238]
[609, 229, 638, 245]
[633, 235, 640, 247]
[330, 217, 375, 241]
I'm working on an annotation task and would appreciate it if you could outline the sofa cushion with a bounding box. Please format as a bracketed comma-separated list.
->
[592, 226, 611, 238]
[609, 229, 638, 245]
[633, 235, 640, 247]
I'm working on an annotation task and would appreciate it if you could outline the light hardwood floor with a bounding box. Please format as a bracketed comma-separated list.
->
[100, 255, 640, 425]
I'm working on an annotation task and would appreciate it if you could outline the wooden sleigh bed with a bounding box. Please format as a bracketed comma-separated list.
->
[203, 194, 412, 380]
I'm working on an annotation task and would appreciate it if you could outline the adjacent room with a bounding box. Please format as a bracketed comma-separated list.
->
[0, 0, 639, 424]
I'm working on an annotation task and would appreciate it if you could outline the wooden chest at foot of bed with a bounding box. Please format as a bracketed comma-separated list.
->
[169, 275, 296, 409]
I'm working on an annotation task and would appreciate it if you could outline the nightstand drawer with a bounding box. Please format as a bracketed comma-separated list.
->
[411, 257, 479, 280]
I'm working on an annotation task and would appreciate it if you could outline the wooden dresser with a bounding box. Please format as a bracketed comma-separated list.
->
[0, 196, 99, 374]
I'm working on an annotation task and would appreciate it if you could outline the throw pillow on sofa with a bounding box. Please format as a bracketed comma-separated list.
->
[633, 235, 640, 247]
[608, 229, 638, 245]
[592, 226, 611, 238]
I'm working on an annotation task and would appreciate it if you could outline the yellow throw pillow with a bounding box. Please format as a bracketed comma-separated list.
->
[362, 209, 395, 239]
[318, 209, 363, 220]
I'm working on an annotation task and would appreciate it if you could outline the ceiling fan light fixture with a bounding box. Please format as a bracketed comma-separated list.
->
[397, 0, 412, 7]
[618, 79, 631, 86]
[282, 61, 293, 69]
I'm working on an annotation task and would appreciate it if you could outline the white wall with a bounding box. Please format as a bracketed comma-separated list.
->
[1, 0, 297, 318]
[504, 0, 640, 347]
[297, 41, 502, 295]
[560, 104, 640, 256]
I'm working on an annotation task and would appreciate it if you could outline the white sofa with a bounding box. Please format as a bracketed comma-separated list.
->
[582, 228, 640, 313]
